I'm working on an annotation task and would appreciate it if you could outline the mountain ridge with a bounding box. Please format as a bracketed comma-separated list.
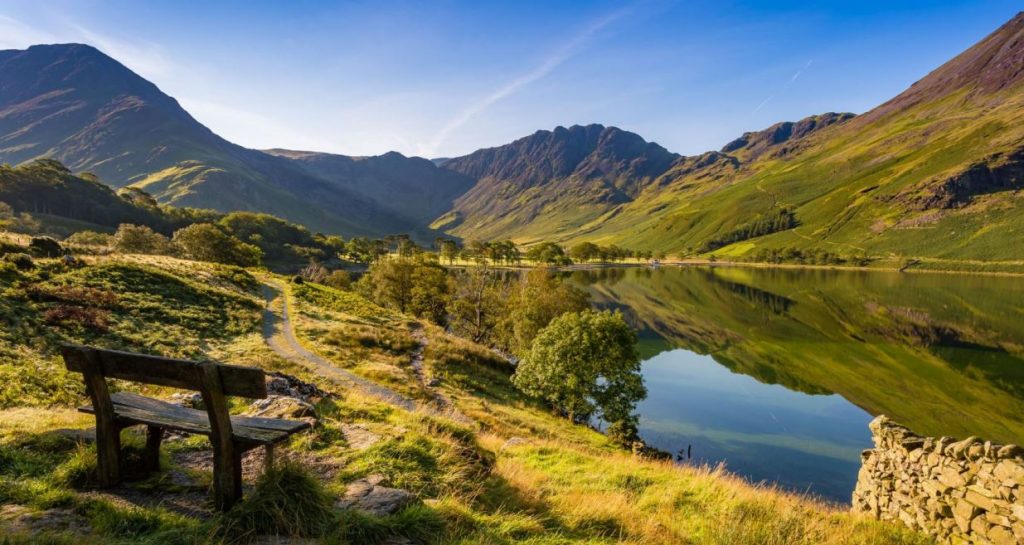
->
[3, 11, 1024, 262]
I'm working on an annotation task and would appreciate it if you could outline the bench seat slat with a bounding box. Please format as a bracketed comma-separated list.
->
[78, 392, 311, 445]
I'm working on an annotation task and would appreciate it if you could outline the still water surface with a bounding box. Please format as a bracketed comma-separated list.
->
[569, 266, 1024, 502]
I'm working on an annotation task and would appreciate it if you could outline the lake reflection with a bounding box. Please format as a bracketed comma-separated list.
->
[570, 266, 1024, 502]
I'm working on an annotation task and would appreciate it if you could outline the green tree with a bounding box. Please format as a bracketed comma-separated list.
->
[525, 242, 571, 265]
[569, 242, 600, 263]
[65, 230, 113, 247]
[512, 309, 645, 445]
[0, 201, 12, 230]
[437, 239, 460, 265]
[112, 224, 171, 255]
[497, 268, 589, 357]
[323, 270, 351, 290]
[357, 256, 450, 323]
[409, 262, 450, 324]
[448, 265, 508, 343]
[172, 223, 262, 266]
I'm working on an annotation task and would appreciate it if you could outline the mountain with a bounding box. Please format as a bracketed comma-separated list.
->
[4, 11, 1024, 262]
[0, 44, 423, 236]
[432, 116, 849, 244]
[435, 12, 1024, 262]
[433, 124, 681, 243]
[264, 149, 474, 226]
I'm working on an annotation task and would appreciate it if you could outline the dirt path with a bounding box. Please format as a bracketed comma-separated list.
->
[260, 281, 417, 411]
[407, 325, 468, 422]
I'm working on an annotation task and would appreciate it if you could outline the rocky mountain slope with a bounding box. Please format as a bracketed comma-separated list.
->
[438, 11, 1024, 261]
[0, 44, 429, 236]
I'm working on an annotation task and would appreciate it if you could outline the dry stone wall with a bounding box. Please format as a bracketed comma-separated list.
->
[853, 415, 1024, 544]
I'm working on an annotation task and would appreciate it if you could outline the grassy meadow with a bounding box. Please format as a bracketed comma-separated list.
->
[0, 245, 932, 544]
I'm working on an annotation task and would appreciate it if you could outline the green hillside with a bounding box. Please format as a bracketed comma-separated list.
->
[438, 13, 1024, 264]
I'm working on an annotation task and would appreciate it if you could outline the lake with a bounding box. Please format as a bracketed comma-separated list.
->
[567, 265, 1024, 503]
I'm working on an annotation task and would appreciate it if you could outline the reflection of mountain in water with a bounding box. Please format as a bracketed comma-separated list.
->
[578, 266, 1024, 444]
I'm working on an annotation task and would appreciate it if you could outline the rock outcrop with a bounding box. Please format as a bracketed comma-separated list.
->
[853, 415, 1024, 544]
[336, 475, 417, 516]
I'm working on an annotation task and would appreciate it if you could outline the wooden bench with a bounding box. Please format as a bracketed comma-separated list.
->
[61, 344, 312, 510]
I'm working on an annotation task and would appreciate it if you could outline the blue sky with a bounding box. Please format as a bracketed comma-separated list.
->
[0, 1, 1019, 158]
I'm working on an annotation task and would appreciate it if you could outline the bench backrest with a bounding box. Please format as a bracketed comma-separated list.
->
[61, 345, 268, 398]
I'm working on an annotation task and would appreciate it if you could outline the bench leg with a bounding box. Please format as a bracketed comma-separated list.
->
[145, 426, 163, 472]
[95, 418, 121, 487]
[211, 440, 243, 511]
[264, 444, 275, 474]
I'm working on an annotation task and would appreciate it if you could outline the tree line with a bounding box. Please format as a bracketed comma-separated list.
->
[696, 207, 798, 253]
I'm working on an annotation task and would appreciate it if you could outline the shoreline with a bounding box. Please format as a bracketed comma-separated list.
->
[442, 258, 1024, 277]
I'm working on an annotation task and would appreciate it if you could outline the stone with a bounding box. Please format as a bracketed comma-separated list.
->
[953, 500, 980, 533]
[948, 437, 980, 459]
[245, 395, 317, 420]
[1014, 523, 1024, 542]
[170, 391, 203, 408]
[996, 444, 1023, 459]
[340, 424, 381, 451]
[336, 476, 417, 516]
[855, 418, 1024, 544]
[264, 372, 328, 402]
[1011, 503, 1024, 520]
[939, 466, 968, 488]
[502, 437, 528, 450]
[985, 512, 1012, 527]
[922, 479, 952, 498]
[965, 488, 998, 512]
[969, 514, 990, 536]
[993, 460, 1024, 482]
[988, 526, 1017, 545]
[0, 504, 90, 535]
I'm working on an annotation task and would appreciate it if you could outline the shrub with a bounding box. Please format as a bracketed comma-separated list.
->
[3, 252, 34, 270]
[27, 284, 119, 308]
[112, 224, 171, 255]
[65, 230, 113, 247]
[323, 270, 351, 290]
[299, 261, 329, 283]
[172, 223, 263, 266]
[29, 236, 62, 257]
[43, 304, 110, 331]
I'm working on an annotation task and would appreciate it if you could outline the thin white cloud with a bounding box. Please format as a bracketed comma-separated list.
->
[752, 59, 813, 114]
[68, 24, 174, 81]
[0, 14, 320, 153]
[420, 6, 634, 157]
[0, 14, 173, 82]
[789, 59, 813, 83]
[180, 96, 337, 152]
[0, 15, 58, 49]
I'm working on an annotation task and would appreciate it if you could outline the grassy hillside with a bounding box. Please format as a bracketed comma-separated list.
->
[439, 14, 1024, 266]
[0, 252, 929, 544]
